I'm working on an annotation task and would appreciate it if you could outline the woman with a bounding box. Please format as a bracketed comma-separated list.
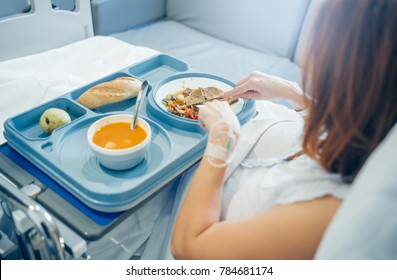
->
[171, 0, 397, 259]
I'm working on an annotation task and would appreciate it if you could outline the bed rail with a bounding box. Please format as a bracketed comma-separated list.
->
[0, 0, 94, 61]
[0, 172, 65, 259]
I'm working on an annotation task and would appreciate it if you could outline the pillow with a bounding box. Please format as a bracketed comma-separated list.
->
[315, 124, 397, 259]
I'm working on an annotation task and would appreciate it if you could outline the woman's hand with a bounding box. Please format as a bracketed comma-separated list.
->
[221, 71, 308, 111]
[199, 100, 240, 134]
[199, 100, 240, 166]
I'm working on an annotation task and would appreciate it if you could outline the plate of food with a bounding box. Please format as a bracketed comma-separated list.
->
[153, 73, 244, 121]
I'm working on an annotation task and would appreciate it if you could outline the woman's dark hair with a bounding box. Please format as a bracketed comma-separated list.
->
[302, 0, 397, 182]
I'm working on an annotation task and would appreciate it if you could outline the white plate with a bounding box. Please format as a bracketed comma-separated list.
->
[154, 76, 244, 119]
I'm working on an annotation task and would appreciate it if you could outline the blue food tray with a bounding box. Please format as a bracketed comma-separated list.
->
[3, 54, 256, 213]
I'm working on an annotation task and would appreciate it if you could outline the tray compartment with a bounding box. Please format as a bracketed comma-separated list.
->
[147, 72, 244, 132]
[6, 98, 86, 140]
[54, 115, 174, 211]
[128, 54, 189, 84]
[69, 72, 141, 114]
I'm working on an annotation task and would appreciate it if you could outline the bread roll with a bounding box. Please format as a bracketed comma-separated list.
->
[77, 77, 142, 109]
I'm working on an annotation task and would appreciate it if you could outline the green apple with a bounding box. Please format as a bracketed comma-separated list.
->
[39, 108, 71, 134]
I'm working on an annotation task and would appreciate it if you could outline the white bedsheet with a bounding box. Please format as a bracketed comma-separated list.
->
[0, 35, 158, 144]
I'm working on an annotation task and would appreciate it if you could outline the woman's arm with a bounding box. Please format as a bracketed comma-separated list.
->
[171, 100, 341, 259]
[171, 171, 341, 260]
[221, 71, 311, 112]
[171, 100, 240, 258]
[171, 155, 228, 259]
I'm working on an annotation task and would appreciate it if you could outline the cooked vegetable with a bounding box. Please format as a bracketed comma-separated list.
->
[161, 87, 224, 120]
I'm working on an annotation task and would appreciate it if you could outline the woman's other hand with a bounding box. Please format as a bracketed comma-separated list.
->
[221, 71, 307, 111]
[199, 100, 241, 165]
[198, 100, 240, 134]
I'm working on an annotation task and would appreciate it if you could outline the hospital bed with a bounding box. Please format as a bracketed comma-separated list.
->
[0, 0, 312, 260]
[1, 0, 396, 260]
[0, 0, 93, 61]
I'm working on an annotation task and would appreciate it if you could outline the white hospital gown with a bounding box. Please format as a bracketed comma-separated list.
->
[222, 115, 350, 221]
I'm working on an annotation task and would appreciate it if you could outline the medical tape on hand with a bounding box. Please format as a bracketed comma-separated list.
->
[204, 120, 236, 168]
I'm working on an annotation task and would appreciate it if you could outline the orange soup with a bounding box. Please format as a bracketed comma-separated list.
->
[92, 122, 147, 149]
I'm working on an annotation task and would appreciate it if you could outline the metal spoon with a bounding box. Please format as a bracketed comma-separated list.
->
[131, 80, 149, 130]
